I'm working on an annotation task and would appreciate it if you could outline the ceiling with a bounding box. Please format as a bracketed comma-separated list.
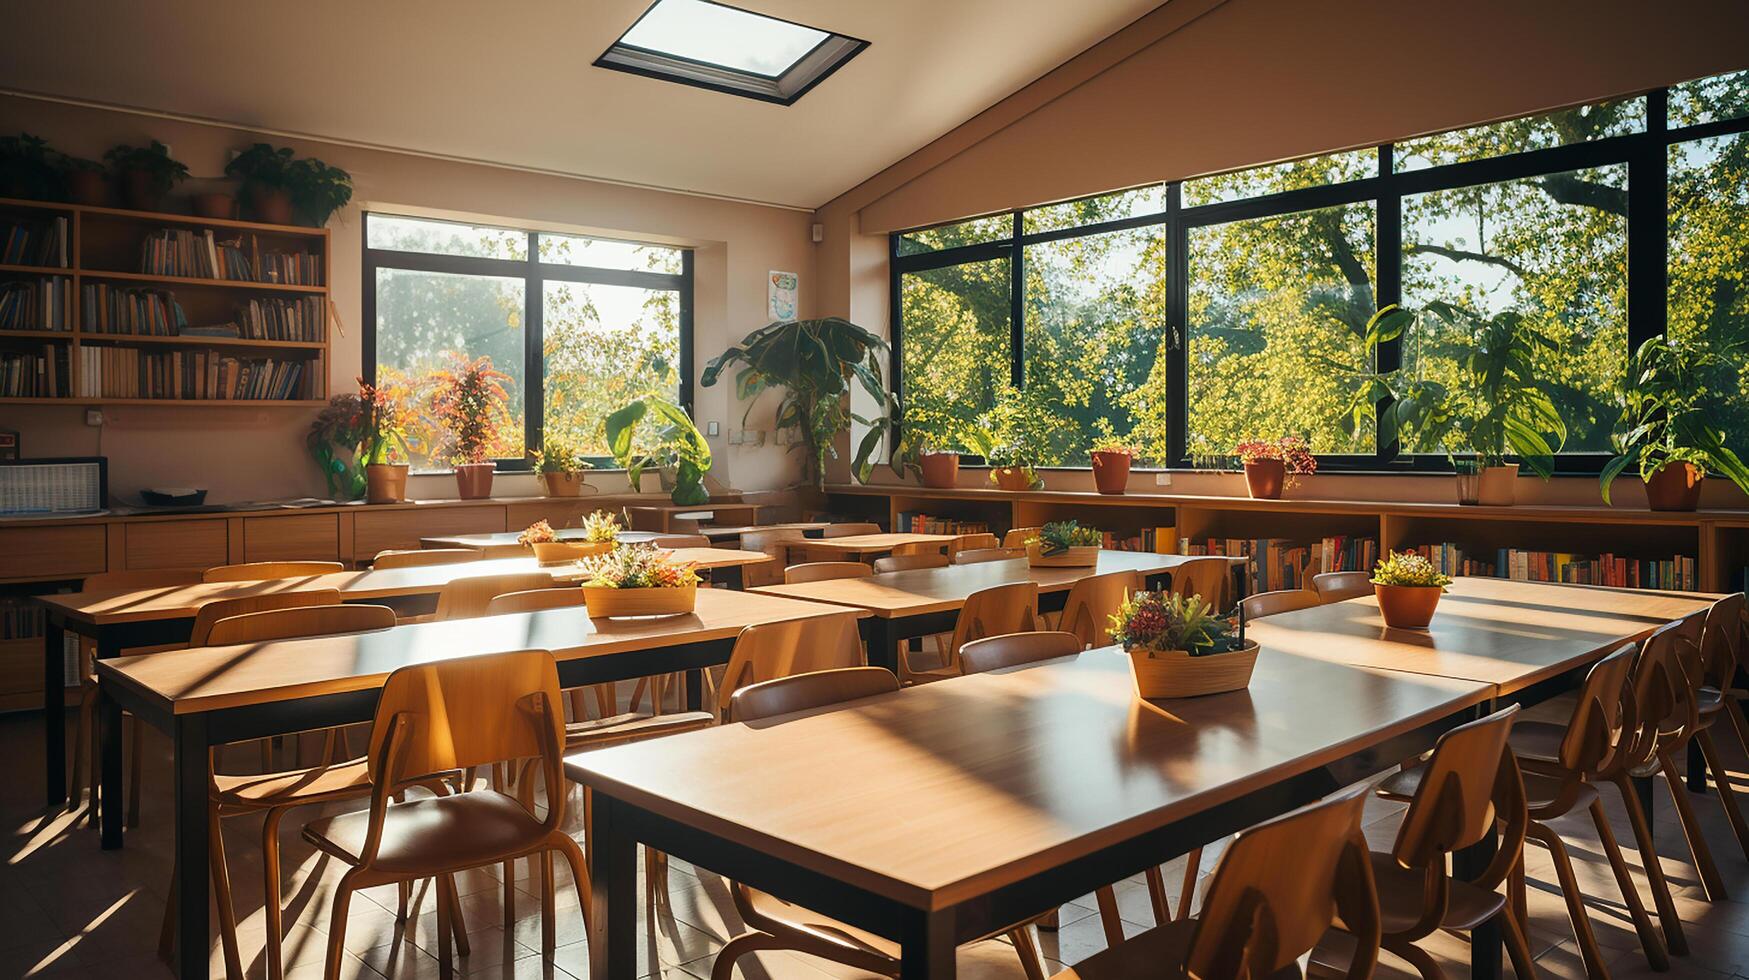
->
[0, 0, 1163, 209]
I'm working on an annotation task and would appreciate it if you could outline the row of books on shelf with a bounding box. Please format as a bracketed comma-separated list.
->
[76, 346, 316, 401]
[1179, 536, 1374, 593]
[0, 597, 43, 640]
[894, 512, 990, 535]
[0, 277, 71, 331]
[138, 228, 324, 286]
[2, 216, 68, 268]
[1098, 527, 1177, 553]
[0, 345, 68, 397]
[80, 285, 186, 335]
[235, 295, 325, 341]
[1417, 544, 1699, 591]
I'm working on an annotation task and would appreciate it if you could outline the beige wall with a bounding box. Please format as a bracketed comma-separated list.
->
[0, 93, 816, 503]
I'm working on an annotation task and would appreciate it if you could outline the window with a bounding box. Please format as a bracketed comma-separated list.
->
[597, 0, 868, 106]
[365, 213, 691, 472]
[1394, 98, 1645, 171]
[1669, 132, 1749, 457]
[897, 256, 1012, 451]
[1182, 149, 1375, 206]
[896, 214, 1011, 257]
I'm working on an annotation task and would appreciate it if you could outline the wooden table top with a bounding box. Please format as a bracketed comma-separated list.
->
[1246, 577, 1718, 696]
[695, 522, 833, 540]
[791, 532, 961, 555]
[750, 551, 1239, 617]
[421, 530, 664, 548]
[96, 588, 858, 715]
[623, 502, 760, 515]
[41, 549, 772, 625]
[568, 646, 1491, 908]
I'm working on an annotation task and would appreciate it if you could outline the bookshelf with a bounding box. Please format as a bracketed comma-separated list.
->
[0, 196, 330, 406]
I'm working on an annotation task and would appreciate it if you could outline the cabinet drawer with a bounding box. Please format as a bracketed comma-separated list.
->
[244, 514, 340, 562]
[126, 520, 228, 570]
[0, 525, 107, 580]
[354, 506, 505, 556]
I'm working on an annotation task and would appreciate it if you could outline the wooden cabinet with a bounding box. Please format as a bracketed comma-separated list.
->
[0, 525, 107, 581]
[125, 520, 229, 570]
[353, 505, 505, 556]
[506, 498, 605, 531]
[244, 514, 340, 562]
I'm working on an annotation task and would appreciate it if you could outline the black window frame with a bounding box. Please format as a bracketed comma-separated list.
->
[362, 212, 694, 473]
[891, 81, 1749, 475]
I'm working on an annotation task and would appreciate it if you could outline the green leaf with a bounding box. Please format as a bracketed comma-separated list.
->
[1598, 453, 1635, 505]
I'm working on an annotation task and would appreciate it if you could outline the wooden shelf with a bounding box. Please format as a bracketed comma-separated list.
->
[76, 333, 326, 351]
[0, 262, 72, 276]
[0, 396, 326, 406]
[0, 196, 324, 238]
[0, 328, 72, 341]
[79, 269, 326, 293]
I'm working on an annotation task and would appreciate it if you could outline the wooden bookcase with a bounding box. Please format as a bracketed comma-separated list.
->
[0, 196, 329, 406]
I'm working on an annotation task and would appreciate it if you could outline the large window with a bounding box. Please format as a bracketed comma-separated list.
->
[892, 70, 1749, 471]
[366, 214, 691, 471]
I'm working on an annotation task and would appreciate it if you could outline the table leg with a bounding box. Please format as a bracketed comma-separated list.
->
[173, 713, 210, 980]
[99, 689, 123, 849]
[43, 619, 65, 806]
[899, 907, 956, 978]
[717, 566, 744, 591]
[865, 618, 898, 674]
[588, 795, 638, 980]
[1454, 830, 1502, 980]
[1689, 739, 1707, 793]
[1635, 774, 1657, 833]
[684, 668, 704, 712]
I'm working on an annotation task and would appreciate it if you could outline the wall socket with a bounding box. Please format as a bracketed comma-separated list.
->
[1154, 472, 1172, 486]
[85, 409, 104, 427]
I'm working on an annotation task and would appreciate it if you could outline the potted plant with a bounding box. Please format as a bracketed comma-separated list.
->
[427, 353, 512, 500]
[1108, 590, 1257, 699]
[1601, 334, 1749, 512]
[985, 442, 1042, 492]
[305, 392, 369, 500]
[287, 156, 354, 227]
[191, 187, 235, 220]
[1090, 441, 1135, 495]
[1234, 437, 1316, 500]
[103, 141, 188, 212]
[911, 442, 961, 489]
[1370, 551, 1451, 630]
[0, 133, 65, 201]
[702, 317, 897, 489]
[531, 436, 595, 497]
[605, 394, 714, 505]
[578, 543, 701, 619]
[972, 383, 1058, 491]
[59, 156, 108, 206]
[357, 379, 413, 504]
[225, 143, 296, 224]
[1025, 520, 1102, 567]
[519, 512, 617, 564]
[1343, 303, 1566, 506]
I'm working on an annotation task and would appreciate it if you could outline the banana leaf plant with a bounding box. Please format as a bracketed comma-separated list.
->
[604, 395, 713, 505]
[1338, 302, 1566, 477]
[1600, 333, 1749, 503]
[702, 317, 898, 489]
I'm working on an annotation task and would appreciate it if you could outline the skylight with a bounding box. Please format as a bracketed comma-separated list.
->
[598, 0, 867, 105]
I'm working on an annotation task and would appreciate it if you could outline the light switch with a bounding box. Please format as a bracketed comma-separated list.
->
[706, 420, 720, 437]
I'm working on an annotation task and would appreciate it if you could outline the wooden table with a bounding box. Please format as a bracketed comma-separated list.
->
[624, 502, 760, 532]
[570, 647, 1494, 979]
[94, 588, 858, 980]
[693, 522, 832, 544]
[789, 532, 961, 561]
[751, 551, 1245, 671]
[421, 529, 665, 549]
[36, 550, 771, 807]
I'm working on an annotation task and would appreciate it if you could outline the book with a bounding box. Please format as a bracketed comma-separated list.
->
[137, 228, 323, 286]
[0, 277, 71, 330]
[0, 216, 68, 268]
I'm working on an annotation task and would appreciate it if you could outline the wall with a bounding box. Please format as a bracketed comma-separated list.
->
[0, 93, 816, 503]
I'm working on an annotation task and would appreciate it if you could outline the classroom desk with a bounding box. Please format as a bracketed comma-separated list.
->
[624, 502, 761, 532]
[570, 647, 1494, 980]
[95, 587, 858, 980]
[421, 529, 665, 549]
[36, 549, 771, 806]
[788, 532, 961, 561]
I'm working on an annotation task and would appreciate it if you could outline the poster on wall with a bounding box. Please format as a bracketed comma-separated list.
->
[768, 271, 798, 321]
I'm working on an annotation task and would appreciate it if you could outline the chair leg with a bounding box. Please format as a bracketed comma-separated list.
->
[1610, 774, 1688, 956]
[1093, 886, 1124, 947]
[550, 830, 592, 931]
[436, 871, 455, 980]
[1385, 938, 1446, 979]
[208, 805, 244, 980]
[440, 873, 470, 957]
[325, 872, 358, 980]
[1526, 820, 1611, 980]
[541, 850, 557, 955]
[262, 807, 287, 980]
[396, 880, 411, 923]
[1510, 851, 1528, 934]
[126, 714, 143, 828]
[70, 683, 91, 814]
[1589, 798, 1668, 971]
[1501, 909, 1539, 979]
[1007, 925, 1048, 980]
[1143, 866, 1169, 924]
[712, 932, 782, 980]
[1658, 750, 1728, 901]
[1176, 846, 1203, 919]
[629, 678, 650, 714]
[1697, 727, 1749, 861]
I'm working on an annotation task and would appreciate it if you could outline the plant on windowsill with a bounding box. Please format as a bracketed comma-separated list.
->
[577, 543, 701, 618]
[530, 435, 595, 498]
[1025, 520, 1103, 567]
[702, 317, 897, 490]
[1370, 551, 1452, 629]
[103, 140, 188, 212]
[306, 392, 369, 501]
[604, 394, 714, 505]
[1233, 436, 1317, 500]
[1600, 333, 1749, 512]
[357, 378, 414, 504]
[1108, 590, 1256, 699]
[1090, 437, 1137, 495]
[1340, 302, 1567, 506]
[971, 383, 1059, 491]
[426, 352, 513, 500]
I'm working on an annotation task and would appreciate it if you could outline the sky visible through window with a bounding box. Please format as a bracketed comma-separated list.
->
[622, 0, 825, 76]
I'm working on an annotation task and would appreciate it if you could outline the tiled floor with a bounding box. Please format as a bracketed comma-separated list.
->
[9, 699, 1749, 979]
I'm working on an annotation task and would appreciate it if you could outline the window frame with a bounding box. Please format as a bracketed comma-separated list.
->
[362, 212, 694, 472]
[891, 82, 1749, 475]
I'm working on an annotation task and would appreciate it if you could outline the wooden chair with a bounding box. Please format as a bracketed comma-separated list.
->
[1690, 593, 1749, 862]
[1167, 557, 1230, 608]
[822, 522, 881, 538]
[953, 547, 1025, 565]
[740, 528, 808, 588]
[946, 532, 999, 558]
[715, 612, 867, 720]
[650, 533, 710, 548]
[1313, 570, 1372, 603]
[1056, 786, 1380, 980]
[487, 587, 618, 720]
[302, 649, 589, 980]
[372, 548, 481, 569]
[874, 553, 949, 573]
[959, 630, 1081, 675]
[1057, 571, 1143, 648]
[1002, 526, 1042, 549]
[783, 561, 874, 584]
[434, 572, 554, 621]
[891, 540, 947, 558]
[904, 581, 1038, 684]
[1332, 705, 1537, 978]
[1240, 588, 1320, 620]
[711, 666, 1050, 980]
[202, 560, 343, 583]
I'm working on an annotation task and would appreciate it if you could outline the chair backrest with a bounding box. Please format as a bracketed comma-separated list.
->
[740, 528, 808, 587]
[1169, 557, 1232, 609]
[369, 648, 564, 788]
[486, 587, 586, 616]
[1002, 526, 1042, 549]
[203, 603, 398, 646]
[783, 562, 874, 585]
[189, 588, 344, 645]
[371, 549, 481, 570]
[728, 666, 899, 723]
[203, 560, 344, 583]
[1312, 570, 1372, 603]
[649, 534, 710, 548]
[823, 522, 881, 538]
[83, 568, 202, 591]
[1058, 570, 1144, 648]
[1558, 642, 1638, 776]
[946, 532, 999, 557]
[1186, 786, 1379, 980]
[960, 631, 1081, 674]
[1241, 588, 1321, 620]
[890, 541, 946, 558]
[435, 572, 555, 621]
[718, 613, 867, 718]
[946, 582, 1039, 672]
[1392, 704, 1523, 878]
[1628, 618, 1701, 747]
[1698, 592, 1748, 690]
[952, 547, 1025, 565]
[873, 553, 950, 574]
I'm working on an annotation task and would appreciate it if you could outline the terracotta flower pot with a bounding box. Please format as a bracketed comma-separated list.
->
[1243, 458, 1286, 499]
[543, 471, 592, 497]
[1091, 451, 1131, 495]
[1644, 462, 1704, 512]
[919, 452, 959, 489]
[1374, 583, 1442, 629]
[1477, 463, 1519, 506]
[364, 463, 409, 504]
[65, 170, 108, 206]
[1454, 469, 1482, 506]
[119, 169, 163, 212]
[454, 462, 495, 500]
[991, 467, 1035, 492]
[192, 192, 235, 219]
[249, 185, 294, 225]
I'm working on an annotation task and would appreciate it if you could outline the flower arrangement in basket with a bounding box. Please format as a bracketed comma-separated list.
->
[1108, 591, 1258, 698]
[1370, 551, 1452, 630]
[519, 511, 619, 564]
[426, 353, 513, 500]
[1025, 520, 1102, 567]
[531, 435, 596, 497]
[577, 543, 701, 618]
[1234, 436, 1317, 499]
